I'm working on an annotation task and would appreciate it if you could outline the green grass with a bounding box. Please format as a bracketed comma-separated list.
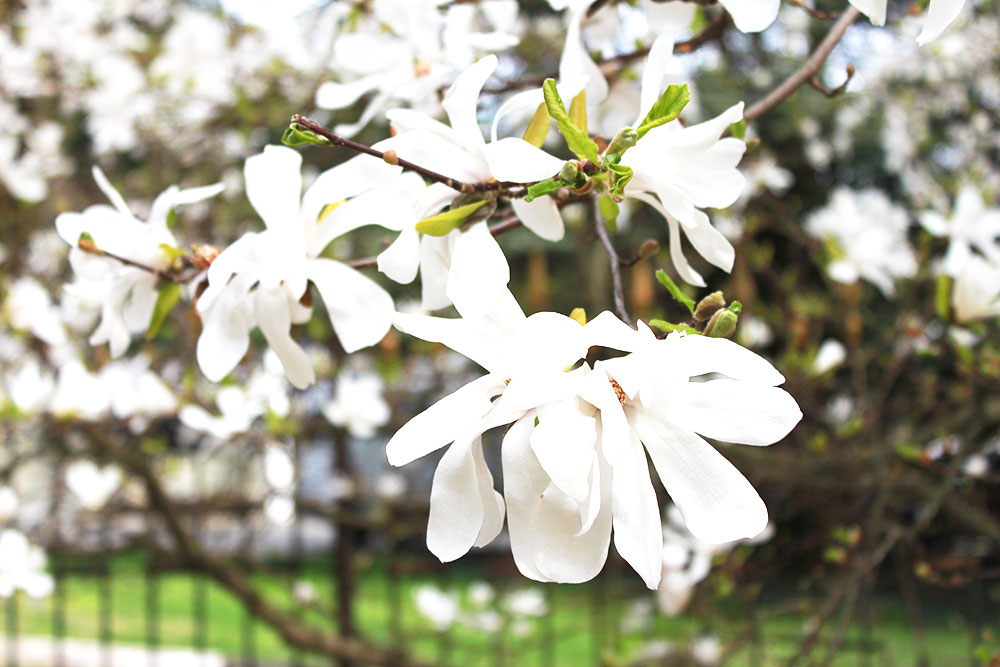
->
[0, 552, 986, 666]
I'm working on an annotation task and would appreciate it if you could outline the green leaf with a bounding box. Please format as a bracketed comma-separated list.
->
[281, 125, 331, 147]
[935, 273, 951, 320]
[649, 319, 700, 335]
[655, 269, 695, 315]
[569, 89, 587, 137]
[522, 103, 550, 148]
[165, 209, 177, 230]
[414, 200, 488, 236]
[729, 118, 747, 139]
[636, 84, 690, 139]
[598, 196, 619, 226]
[607, 162, 633, 202]
[158, 243, 188, 262]
[542, 79, 600, 163]
[146, 282, 181, 340]
[524, 178, 564, 203]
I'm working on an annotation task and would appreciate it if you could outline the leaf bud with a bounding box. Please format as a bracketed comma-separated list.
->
[703, 302, 741, 338]
[693, 291, 725, 323]
[605, 127, 638, 158]
[638, 239, 660, 260]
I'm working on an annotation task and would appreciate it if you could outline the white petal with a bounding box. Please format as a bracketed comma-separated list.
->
[683, 210, 735, 272]
[385, 374, 506, 466]
[511, 197, 565, 242]
[377, 226, 421, 284]
[673, 335, 787, 385]
[92, 166, 132, 217]
[442, 55, 496, 150]
[719, 0, 780, 33]
[426, 436, 503, 562]
[245, 146, 303, 233]
[637, 35, 676, 125]
[490, 88, 544, 143]
[446, 222, 516, 318]
[392, 311, 497, 371]
[419, 235, 453, 311]
[530, 399, 598, 501]
[481, 138, 565, 182]
[635, 412, 768, 544]
[306, 258, 394, 353]
[502, 413, 549, 581]
[681, 379, 802, 446]
[918, 0, 963, 43]
[254, 286, 315, 389]
[848, 0, 887, 25]
[611, 429, 663, 589]
[196, 277, 255, 382]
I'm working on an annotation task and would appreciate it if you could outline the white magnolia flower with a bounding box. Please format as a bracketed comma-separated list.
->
[649, 0, 778, 33]
[388, 230, 800, 588]
[414, 585, 459, 631]
[321, 368, 391, 439]
[812, 339, 847, 375]
[0, 487, 18, 522]
[4, 358, 54, 414]
[620, 37, 746, 286]
[805, 188, 917, 296]
[849, 0, 966, 45]
[504, 588, 548, 617]
[378, 55, 568, 244]
[467, 581, 495, 607]
[4, 278, 67, 346]
[55, 167, 223, 357]
[179, 386, 264, 440]
[0, 530, 54, 599]
[100, 355, 177, 418]
[65, 460, 121, 511]
[195, 146, 398, 388]
[49, 360, 112, 421]
[920, 186, 1000, 277]
[952, 255, 1000, 322]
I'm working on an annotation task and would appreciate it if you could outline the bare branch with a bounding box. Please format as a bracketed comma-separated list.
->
[744, 7, 861, 123]
[593, 203, 631, 325]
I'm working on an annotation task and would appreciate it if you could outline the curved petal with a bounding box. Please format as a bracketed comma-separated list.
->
[530, 399, 598, 501]
[392, 311, 497, 371]
[719, 0, 780, 33]
[447, 222, 516, 318]
[196, 276, 255, 382]
[637, 35, 676, 125]
[673, 334, 787, 385]
[377, 226, 421, 284]
[918, 0, 963, 43]
[427, 435, 505, 562]
[92, 166, 132, 218]
[635, 411, 768, 544]
[419, 235, 453, 311]
[848, 0, 887, 25]
[681, 379, 802, 446]
[442, 55, 496, 150]
[502, 412, 549, 581]
[481, 138, 565, 182]
[683, 210, 735, 272]
[511, 197, 565, 242]
[611, 429, 663, 589]
[385, 374, 506, 466]
[244, 146, 303, 233]
[254, 286, 315, 389]
[307, 258, 394, 353]
[490, 88, 544, 142]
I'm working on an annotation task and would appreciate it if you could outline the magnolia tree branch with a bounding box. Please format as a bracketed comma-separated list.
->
[744, 7, 861, 122]
[290, 115, 533, 197]
[82, 426, 427, 667]
[594, 204, 632, 325]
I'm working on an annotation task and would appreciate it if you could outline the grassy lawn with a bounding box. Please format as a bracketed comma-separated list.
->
[0, 552, 986, 665]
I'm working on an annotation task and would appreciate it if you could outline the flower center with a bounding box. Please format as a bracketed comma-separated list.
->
[609, 378, 626, 407]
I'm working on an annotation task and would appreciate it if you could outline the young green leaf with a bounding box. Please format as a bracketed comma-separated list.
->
[281, 125, 332, 147]
[729, 118, 747, 140]
[522, 103, 551, 148]
[569, 89, 588, 137]
[414, 200, 488, 236]
[655, 268, 696, 315]
[649, 319, 700, 335]
[524, 178, 565, 202]
[598, 196, 619, 225]
[146, 282, 181, 340]
[542, 79, 600, 163]
[607, 162, 633, 202]
[636, 84, 690, 139]
[158, 243, 188, 262]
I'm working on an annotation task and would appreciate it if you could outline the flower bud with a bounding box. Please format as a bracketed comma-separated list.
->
[638, 239, 660, 260]
[704, 302, 741, 338]
[693, 291, 725, 323]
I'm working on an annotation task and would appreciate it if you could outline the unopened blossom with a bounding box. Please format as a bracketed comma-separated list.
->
[322, 368, 391, 439]
[620, 37, 747, 286]
[65, 460, 121, 511]
[805, 188, 917, 297]
[55, 167, 223, 358]
[0, 530, 54, 599]
[195, 146, 398, 388]
[849, 0, 966, 44]
[919, 185, 1000, 277]
[952, 255, 1000, 322]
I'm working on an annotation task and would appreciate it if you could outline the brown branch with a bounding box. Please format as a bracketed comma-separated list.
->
[593, 202, 631, 325]
[84, 428, 427, 667]
[290, 115, 535, 197]
[744, 7, 861, 123]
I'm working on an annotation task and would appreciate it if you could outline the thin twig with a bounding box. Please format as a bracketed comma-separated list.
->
[744, 7, 861, 122]
[291, 115, 535, 197]
[593, 203, 631, 325]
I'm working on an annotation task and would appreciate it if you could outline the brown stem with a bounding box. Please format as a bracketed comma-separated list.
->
[744, 7, 861, 122]
[290, 115, 535, 197]
[593, 202, 631, 325]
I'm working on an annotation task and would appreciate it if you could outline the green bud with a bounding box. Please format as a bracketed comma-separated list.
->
[606, 127, 638, 158]
[692, 291, 725, 323]
[598, 196, 619, 227]
[703, 302, 741, 338]
[558, 161, 580, 183]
